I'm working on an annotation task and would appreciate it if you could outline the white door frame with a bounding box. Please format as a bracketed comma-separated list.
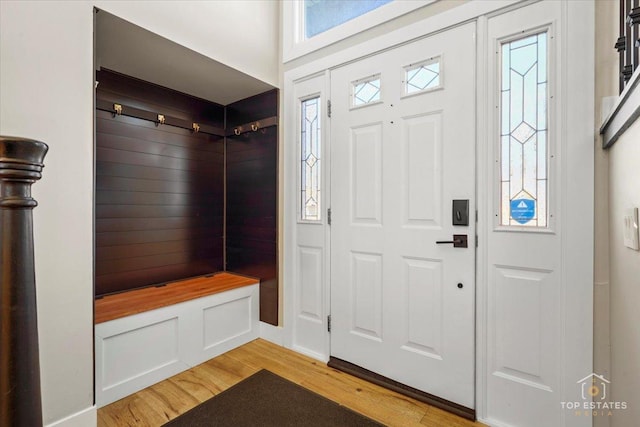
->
[283, 1, 594, 424]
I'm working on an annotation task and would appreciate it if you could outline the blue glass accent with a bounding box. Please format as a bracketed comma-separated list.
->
[305, 0, 393, 39]
[510, 199, 536, 224]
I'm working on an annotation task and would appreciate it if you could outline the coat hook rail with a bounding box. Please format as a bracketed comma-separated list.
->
[96, 100, 225, 138]
[227, 116, 278, 137]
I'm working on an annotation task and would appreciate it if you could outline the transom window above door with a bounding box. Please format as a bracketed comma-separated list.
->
[304, 0, 392, 39]
[283, 1, 435, 62]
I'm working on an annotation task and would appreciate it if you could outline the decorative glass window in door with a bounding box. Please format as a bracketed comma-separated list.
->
[500, 32, 548, 227]
[301, 97, 321, 221]
[404, 57, 441, 95]
[352, 75, 381, 107]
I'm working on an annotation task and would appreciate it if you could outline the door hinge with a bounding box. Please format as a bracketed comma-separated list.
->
[476, 235, 479, 247]
[327, 315, 331, 332]
[327, 208, 332, 225]
[327, 100, 332, 118]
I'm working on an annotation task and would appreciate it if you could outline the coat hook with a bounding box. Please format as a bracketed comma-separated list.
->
[157, 114, 165, 125]
[113, 103, 122, 117]
[251, 123, 259, 132]
[234, 127, 241, 136]
[192, 123, 200, 133]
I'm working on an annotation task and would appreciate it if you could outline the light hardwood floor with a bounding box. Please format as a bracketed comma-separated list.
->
[98, 339, 485, 427]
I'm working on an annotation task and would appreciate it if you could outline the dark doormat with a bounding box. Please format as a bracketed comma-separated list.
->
[164, 369, 384, 426]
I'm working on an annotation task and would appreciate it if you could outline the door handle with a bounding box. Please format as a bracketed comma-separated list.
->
[435, 234, 468, 248]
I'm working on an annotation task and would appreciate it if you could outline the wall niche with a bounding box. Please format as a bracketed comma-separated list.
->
[95, 69, 278, 325]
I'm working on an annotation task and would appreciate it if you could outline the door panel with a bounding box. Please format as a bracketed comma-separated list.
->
[330, 23, 476, 408]
[403, 112, 441, 226]
[484, 2, 564, 425]
[289, 74, 330, 360]
[351, 124, 383, 224]
[402, 257, 443, 357]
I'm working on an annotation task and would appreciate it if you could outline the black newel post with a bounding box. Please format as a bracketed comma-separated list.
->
[0, 136, 48, 427]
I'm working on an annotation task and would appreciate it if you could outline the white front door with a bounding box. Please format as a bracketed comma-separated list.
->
[330, 23, 476, 408]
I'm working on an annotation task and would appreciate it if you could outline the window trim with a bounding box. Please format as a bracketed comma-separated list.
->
[283, 0, 435, 63]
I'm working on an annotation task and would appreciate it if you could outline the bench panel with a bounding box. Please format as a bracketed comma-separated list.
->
[95, 282, 259, 407]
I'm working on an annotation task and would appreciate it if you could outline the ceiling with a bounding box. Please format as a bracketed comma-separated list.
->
[95, 9, 274, 106]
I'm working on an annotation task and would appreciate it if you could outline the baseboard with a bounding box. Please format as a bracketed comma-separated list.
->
[292, 344, 328, 362]
[476, 416, 512, 427]
[594, 280, 611, 379]
[46, 405, 96, 427]
[259, 321, 284, 345]
[328, 357, 476, 421]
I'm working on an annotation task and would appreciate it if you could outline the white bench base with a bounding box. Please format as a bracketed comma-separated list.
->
[95, 283, 259, 407]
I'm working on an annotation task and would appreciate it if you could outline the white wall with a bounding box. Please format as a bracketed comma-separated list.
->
[608, 117, 640, 427]
[94, 0, 279, 87]
[593, 2, 617, 416]
[0, 1, 279, 425]
[596, 2, 640, 426]
[0, 2, 95, 424]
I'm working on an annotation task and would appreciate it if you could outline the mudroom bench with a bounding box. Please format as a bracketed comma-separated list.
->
[94, 272, 259, 407]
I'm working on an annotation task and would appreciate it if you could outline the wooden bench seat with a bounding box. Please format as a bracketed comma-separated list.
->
[95, 272, 258, 324]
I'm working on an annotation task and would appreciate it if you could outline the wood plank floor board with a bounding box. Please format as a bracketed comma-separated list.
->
[200, 354, 261, 389]
[98, 394, 166, 427]
[421, 406, 479, 427]
[173, 365, 228, 397]
[97, 339, 485, 427]
[139, 381, 199, 419]
[167, 373, 216, 403]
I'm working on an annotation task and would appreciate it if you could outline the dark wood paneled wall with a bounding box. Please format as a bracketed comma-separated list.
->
[95, 71, 279, 325]
[95, 70, 225, 296]
[226, 90, 279, 325]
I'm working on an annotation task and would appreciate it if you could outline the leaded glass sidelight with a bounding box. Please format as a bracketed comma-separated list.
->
[500, 32, 548, 227]
[405, 58, 441, 94]
[352, 75, 381, 107]
[301, 97, 321, 221]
